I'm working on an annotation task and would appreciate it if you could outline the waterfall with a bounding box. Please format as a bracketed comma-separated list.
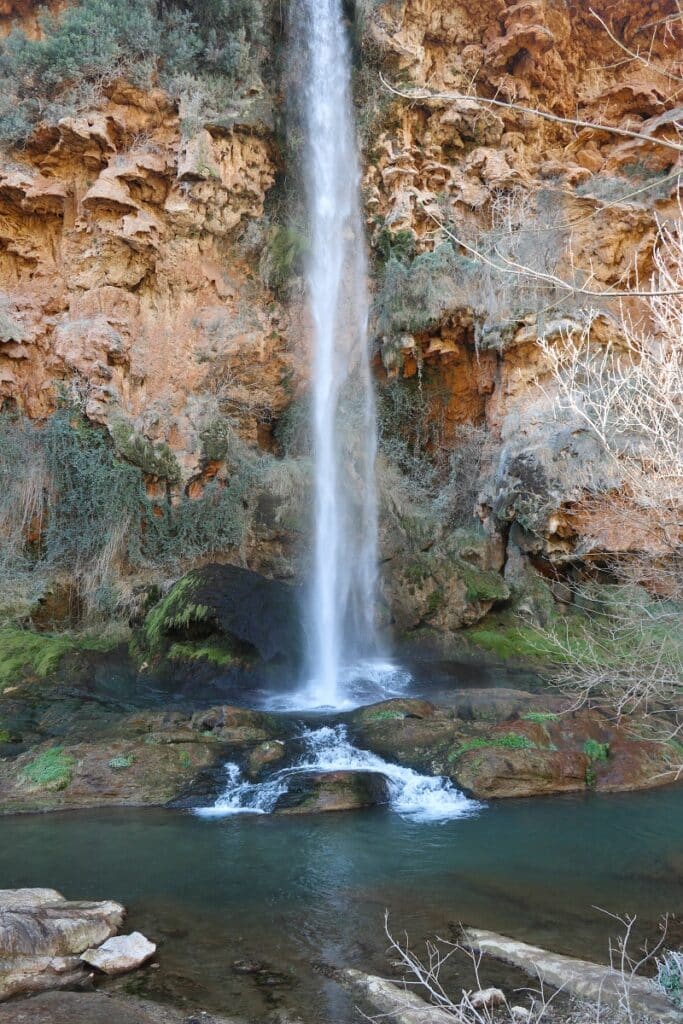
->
[295, 0, 380, 706]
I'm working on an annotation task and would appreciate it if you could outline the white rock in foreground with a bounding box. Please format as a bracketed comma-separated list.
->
[340, 969, 455, 1024]
[463, 928, 682, 1024]
[81, 932, 156, 976]
[471, 987, 505, 1009]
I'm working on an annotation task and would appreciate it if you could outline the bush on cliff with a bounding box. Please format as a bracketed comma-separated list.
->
[0, 0, 266, 146]
[0, 408, 256, 620]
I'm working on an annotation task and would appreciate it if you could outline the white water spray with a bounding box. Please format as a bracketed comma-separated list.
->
[196, 726, 480, 823]
[296, 0, 379, 706]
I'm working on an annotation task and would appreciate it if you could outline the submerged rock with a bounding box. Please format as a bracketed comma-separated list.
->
[80, 932, 156, 976]
[274, 770, 389, 814]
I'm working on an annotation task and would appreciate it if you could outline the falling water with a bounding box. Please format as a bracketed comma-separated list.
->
[295, 0, 379, 705]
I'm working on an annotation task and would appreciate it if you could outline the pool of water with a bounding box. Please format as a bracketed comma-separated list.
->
[2, 786, 682, 1021]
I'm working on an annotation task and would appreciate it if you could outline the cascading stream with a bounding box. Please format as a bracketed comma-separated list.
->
[295, 0, 380, 707]
[195, 726, 480, 823]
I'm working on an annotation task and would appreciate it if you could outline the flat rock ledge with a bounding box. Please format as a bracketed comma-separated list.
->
[463, 929, 683, 1023]
[0, 889, 155, 1003]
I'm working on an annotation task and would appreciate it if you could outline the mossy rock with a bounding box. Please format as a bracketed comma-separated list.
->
[275, 770, 388, 814]
[141, 564, 304, 667]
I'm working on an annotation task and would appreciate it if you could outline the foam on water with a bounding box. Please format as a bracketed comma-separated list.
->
[262, 659, 412, 713]
[195, 725, 481, 824]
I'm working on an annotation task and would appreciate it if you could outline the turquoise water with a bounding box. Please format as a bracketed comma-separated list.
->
[1, 786, 682, 1020]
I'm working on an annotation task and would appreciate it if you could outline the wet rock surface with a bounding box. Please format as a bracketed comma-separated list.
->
[350, 693, 679, 800]
[274, 770, 389, 814]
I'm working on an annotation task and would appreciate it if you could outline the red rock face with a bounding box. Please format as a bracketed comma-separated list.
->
[0, 0, 679, 606]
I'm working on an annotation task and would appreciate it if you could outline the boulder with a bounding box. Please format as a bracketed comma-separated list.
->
[246, 739, 286, 777]
[0, 889, 124, 958]
[80, 932, 156, 976]
[275, 770, 389, 814]
[142, 564, 304, 665]
[0, 889, 125, 1003]
[453, 747, 589, 799]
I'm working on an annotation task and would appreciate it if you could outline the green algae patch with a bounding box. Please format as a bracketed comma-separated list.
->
[0, 627, 123, 691]
[449, 731, 537, 762]
[20, 747, 75, 791]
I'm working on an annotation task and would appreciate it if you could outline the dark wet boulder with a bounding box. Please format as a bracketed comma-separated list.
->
[141, 564, 304, 666]
[275, 770, 389, 814]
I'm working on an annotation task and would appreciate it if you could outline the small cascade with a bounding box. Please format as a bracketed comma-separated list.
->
[195, 726, 480, 823]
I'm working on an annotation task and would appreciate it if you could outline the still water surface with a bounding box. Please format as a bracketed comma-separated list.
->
[1, 785, 682, 1021]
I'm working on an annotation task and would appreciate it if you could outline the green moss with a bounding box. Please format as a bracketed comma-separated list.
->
[584, 739, 609, 762]
[449, 731, 536, 761]
[111, 421, 181, 484]
[402, 560, 431, 585]
[0, 729, 12, 743]
[426, 589, 444, 616]
[464, 618, 592, 664]
[20, 747, 75, 791]
[366, 709, 406, 722]
[142, 573, 212, 653]
[0, 627, 121, 690]
[454, 559, 509, 603]
[167, 640, 236, 667]
[108, 754, 134, 770]
[178, 749, 192, 769]
[522, 711, 559, 724]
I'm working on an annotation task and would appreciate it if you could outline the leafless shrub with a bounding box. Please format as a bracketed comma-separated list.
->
[376, 912, 674, 1024]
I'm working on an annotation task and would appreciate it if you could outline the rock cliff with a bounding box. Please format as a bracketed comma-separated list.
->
[0, 0, 680, 640]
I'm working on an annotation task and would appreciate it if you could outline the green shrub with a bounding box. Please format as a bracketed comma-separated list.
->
[111, 421, 181, 484]
[20, 747, 75, 790]
[522, 711, 559, 724]
[167, 639, 237, 667]
[259, 225, 308, 296]
[374, 243, 475, 344]
[583, 739, 609, 762]
[656, 951, 683, 1008]
[0, 408, 255, 618]
[373, 224, 416, 266]
[108, 754, 134, 770]
[0, 0, 266, 146]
